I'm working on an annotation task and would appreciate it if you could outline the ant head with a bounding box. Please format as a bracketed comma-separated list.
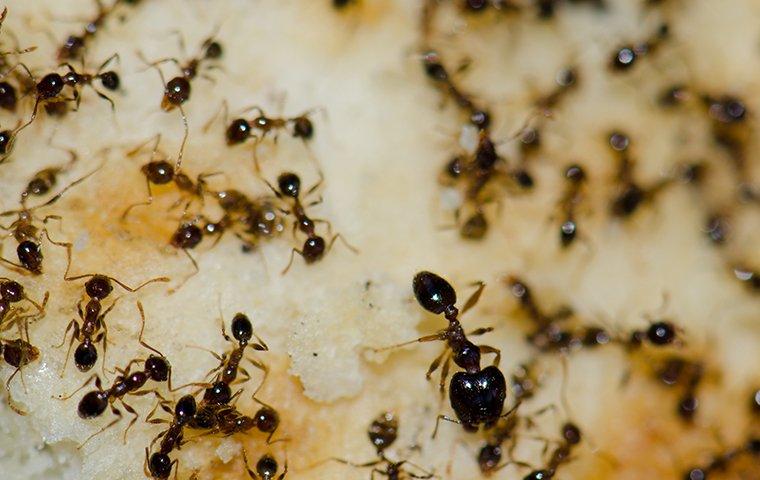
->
[149, 452, 174, 479]
[175, 394, 197, 424]
[171, 224, 203, 250]
[37, 73, 65, 100]
[231, 313, 253, 343]
[646, 321, 677, 346]
[478, 444, 502, 474]
[162, 77, 191, 110]
[226, 119, 252, 145]
[562, 422, 582, 445]
[77, 390, 109, 418]
[292, 116, 314, 139]
[256, 454, 279, 479]
[461, 211, 488, 240]
[145, 355, 170, 382]
[204, 41, 223, 60]
[99, 71, 120, 91]
[0, 280, 24, 303]
[3, 340, 39, 366]
[453, 340, 481, 372]
[413, 271, 457, 315]
[565, 164, 585, 183]
[142, 160, 175, 185]
[0, 81, 17, 111]
[302, 236, 326, 264]
[277, 172, 301, 198]
[74, 342, 98, 371]
[16, 241, 42, 274]
[255, 406, 280, 433]
[85, 275, 113, 300]
[203, 381, 232, 405]
[368, 411, 398, 453]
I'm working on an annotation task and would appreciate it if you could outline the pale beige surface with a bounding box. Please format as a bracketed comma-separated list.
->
[0, 0, 759, 479]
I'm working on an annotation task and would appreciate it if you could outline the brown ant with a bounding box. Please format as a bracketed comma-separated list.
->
[609, 24, 669, 72]
[19, 149, 78, 203]
[204, 312, 268, 394]
[56, 0, 120, 61]
[265, 171, 357, 273]
[59, 302, 174, 446]
[0, 167, 97, 275]
[207, 188, 285, 249]
[421, 49, 491, 130]
[323, 411, 434, 479]
[523, 422, 582, 480]
[377, 271, 512, 435]
[243, 450, 288, 480]
[145, 394, 197, 480]
[225, 105, 319, 146]
[52, 238, 169, 374]
[556, 164, 586, 247]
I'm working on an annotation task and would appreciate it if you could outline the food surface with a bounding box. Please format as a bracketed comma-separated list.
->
[0, 1, 759, 479]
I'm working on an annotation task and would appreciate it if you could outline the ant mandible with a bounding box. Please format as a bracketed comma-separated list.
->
[266, 171, 358, 274]
[378, 271, 511, 435]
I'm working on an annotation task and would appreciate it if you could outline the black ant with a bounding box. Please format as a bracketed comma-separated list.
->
[59, 302, 174, 446]
[225, 106, 319, 145]
[378, 271, 511, 435]
[556, 164, 586, 247]
[57, 54, 121, 111]
[421, 49, 491, 130]
[52, 238, 169, 374]
[266, 171, 357, 273]
[324, 411, 434, 479]
[205, 312, 268, 394]
[0, 167, 97, 275]
[145, 394, 197, 480]
[523, 422, 582, 480]
[609, 24, 669, 72]
[243, 450, 288, 480]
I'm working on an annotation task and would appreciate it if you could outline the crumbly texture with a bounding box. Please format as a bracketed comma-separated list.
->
[0, 0, 759, 479]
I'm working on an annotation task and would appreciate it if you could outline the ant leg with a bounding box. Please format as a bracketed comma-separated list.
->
[136, 301, 166, 358]
[92, 88, 116, 111]
[479, 345, 501, 367]
[121, 175, 154, 220]
[127, 133, 162, 157]
[0, 256, 27, 275]
[57, 320, 80, 377]
[5, 367, 27, 415]
[96, 52, 120, 74]
[468, 327, 494, 337]
[120, 399, 141, 443]
[167, 249, 199, 295]
[438, 354, 452, 396]
[372, 332, 445, 352]
[175, 105, 189, 172]
[432, 415, 461, 439]
[57, 373, 100, 400]
[327, 233, 359, 254]
[461, 281, 486, 315]
[281, 248, 304, 275]
[78, 405, 123, 449]
[202, 100, 228, 133]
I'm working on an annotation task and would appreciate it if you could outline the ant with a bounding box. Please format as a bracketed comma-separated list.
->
[0, 278, 48, 332]
[556, 164, 586, 247]
[205, 312, 268, 395]
[243, 450, 288, 480]
[421, 49, 491, 130]
[266, 171, 357, 273]
[324, 411, 434, 480]
[0, 167, 97, 275]
[733, 266, 760, 293]
[57, 54, 121, 111]
[378, 271, 510, 435]
[208, 189, 285, 249]
[145, 394, 197, 480]
[59, 302, 174, 446]
[52, 238, 169, 374]
[477, 413, 530, 475]
[523, 422, 582, 480]
[56, 0, 122, 61]
[609, 23, 669, 72]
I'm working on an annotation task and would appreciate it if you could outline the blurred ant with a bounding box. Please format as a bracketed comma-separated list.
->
[421, 49, 491, 130]
[534, 67, 579, 117]
[609, 24, 669, 72]
[56, 0, 120, 61]
[655, 355, 704, 422]
[477, 414, 528, 475]
[51, 237, 169, 374]
[0, 166, 98, 275]
[265, 171, 358, 273]
[377, 271, 513, 435]
[523, 422, 582, 480]
[58, 302, 174, 446]
[20, 149, 78, 203]
[145, 394, 197, 480]
[683, 435, 760, 480]
[322, 411, 434, 479]
[556, 164, 586, 247]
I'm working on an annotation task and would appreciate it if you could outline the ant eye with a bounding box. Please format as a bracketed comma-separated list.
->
[413, 271, 457, 314]
[612, 46, 636, 70]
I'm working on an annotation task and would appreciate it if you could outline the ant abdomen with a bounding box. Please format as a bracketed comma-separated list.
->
[449, 365, 507, 431]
